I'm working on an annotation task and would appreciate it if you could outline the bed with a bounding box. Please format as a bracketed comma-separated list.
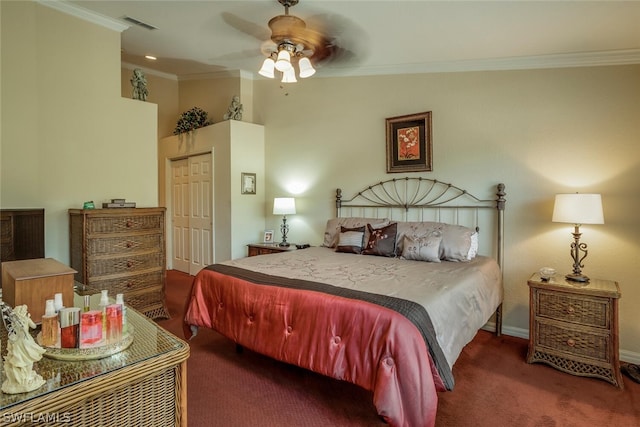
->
[184, 177, 506, 427]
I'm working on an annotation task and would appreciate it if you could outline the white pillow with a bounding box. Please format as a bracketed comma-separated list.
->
[467, 231, 479, 260]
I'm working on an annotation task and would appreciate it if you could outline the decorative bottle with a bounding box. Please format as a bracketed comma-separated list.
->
[80, 310, 103, 348]
[59, 307, 80, 348]
[116, 293, 128, 335]
[106, 304, 123, 344]
[99, 289, 109, 336]
[53, 293, 64, 313]
[41, 299, 59, 347]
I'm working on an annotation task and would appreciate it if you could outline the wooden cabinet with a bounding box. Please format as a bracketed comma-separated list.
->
[1, 209, 44, 262]
[527, 273, 623, 388]
[247, 243, 297, 257]
[69, 208, 169, 319]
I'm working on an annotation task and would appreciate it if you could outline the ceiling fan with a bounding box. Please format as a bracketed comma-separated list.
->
[257, 0, 342, 82]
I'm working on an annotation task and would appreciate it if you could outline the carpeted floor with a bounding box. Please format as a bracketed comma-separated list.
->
[157, 270, 640, 427]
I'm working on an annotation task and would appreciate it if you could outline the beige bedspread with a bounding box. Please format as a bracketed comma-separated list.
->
[221, 246, 503, 369]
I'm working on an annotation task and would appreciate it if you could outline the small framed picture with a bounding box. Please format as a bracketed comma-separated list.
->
[386, 111, 433, 173]
[241, 172, 256, 195]
[263, 230, 274, 243]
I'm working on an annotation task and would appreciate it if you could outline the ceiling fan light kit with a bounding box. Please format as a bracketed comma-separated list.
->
[259, 0, 322, 83]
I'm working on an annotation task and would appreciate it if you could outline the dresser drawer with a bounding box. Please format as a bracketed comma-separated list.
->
[86, 214, 163, 235]
[536, 320, 610, 362]
[87, 271, 164, 295]
[88, 252, 164, 278]
[87, 233, 163, 256]
[536, 290, 610, 329]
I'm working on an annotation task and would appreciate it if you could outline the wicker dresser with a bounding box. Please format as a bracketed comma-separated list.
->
[69, 208, 169, 319]
[527, 273, 623, 388]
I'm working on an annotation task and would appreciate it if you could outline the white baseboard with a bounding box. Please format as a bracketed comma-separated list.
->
[482, 323, 640, 364]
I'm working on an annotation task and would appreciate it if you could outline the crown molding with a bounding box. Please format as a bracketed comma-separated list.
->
[37, 0, 129, 32]
[177, 69, 251, 82]
[326, 49, 640, 78]
[122, 62, 178, 81]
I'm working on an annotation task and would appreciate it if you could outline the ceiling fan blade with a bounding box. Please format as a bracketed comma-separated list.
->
[221, 11, 271, 41]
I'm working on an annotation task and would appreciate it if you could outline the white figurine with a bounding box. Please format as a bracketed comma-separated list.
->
[2, 304, 46, 394]
[223, 95, 243, 121]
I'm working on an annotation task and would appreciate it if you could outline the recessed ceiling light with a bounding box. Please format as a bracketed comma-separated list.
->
[145, 55, 157, 61]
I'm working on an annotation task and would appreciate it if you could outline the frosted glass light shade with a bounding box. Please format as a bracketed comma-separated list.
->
[552, 193, 604, 225]
[298, 57, 316, 78]
[273, 198, 296, 215]
[258, 58, 275, 78]
[281, 68, 297, 83]
[275, 50, 292, 72]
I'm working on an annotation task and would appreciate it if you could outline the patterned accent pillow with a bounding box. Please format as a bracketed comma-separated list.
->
[401, 232, 443, 262]
[335, 226, 366, 254]
[363, 222, 398, 257]
[323, 217, 389, 248]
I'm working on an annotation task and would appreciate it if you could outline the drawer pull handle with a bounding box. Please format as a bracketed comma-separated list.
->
[127, 261, 133, 268]
[126, 282, 133, 288]
[126, 242, 132, 248]
[126, 221, 133, 228]
[566, 338, 576, 347]
[566, 306, 575, 314]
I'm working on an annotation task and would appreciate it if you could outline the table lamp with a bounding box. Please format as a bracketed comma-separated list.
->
[552, 193, 604, 282]
[273, 197, 296, 247]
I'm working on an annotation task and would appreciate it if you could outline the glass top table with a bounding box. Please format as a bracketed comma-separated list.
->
[0, 292, 189, 426]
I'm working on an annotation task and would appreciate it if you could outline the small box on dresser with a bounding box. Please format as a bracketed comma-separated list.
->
[527, 273, 623, 388]
[69, 207, 169, 320]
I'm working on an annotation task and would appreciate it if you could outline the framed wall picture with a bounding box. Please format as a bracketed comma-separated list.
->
[386, 111, 432, 173]
[241, 172, 256, 195]
[263, 229, 274, 243]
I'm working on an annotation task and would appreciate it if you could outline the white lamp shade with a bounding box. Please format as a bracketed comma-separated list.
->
[258, 58, 275, 78]
[273, 197, 296, 215]
[275, 50, 292, 72]
[552, 193, 604, 225]
[298, 57, 316, 78]
[281, 67, 297, 83]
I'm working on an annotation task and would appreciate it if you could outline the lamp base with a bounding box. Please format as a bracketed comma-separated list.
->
[565, 273, 590, 283]
[278, 242, 290, 248]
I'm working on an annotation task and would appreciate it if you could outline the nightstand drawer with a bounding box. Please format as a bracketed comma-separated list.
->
[536, 320, 610, 362]
[537, 290, 610, 329]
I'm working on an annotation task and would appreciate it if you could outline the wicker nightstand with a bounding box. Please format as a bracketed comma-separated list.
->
[247, 243, 297, 257]
[527, 273, 623, 388]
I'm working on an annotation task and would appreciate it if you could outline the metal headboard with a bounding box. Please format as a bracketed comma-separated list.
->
[336, 177, 506, 334]
[336, 177, 505, 260]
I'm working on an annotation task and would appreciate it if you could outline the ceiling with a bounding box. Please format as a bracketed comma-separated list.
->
[66, 0, 640, 79]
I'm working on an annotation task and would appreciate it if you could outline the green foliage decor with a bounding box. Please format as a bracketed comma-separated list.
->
[173, 107, 212, 135]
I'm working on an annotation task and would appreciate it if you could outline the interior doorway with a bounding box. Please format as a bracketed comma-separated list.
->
[170, 153, 213, 275]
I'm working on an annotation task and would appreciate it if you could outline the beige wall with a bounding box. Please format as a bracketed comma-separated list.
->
[3, 1, 639, 361]
[251, 66, 640, 358]
[1, 2, 158, 263]
[121, 66, 179, 140]
[158, 121, 265, 263]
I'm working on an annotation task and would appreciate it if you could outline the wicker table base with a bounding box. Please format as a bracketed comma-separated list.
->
[0, 297, 189, 427]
